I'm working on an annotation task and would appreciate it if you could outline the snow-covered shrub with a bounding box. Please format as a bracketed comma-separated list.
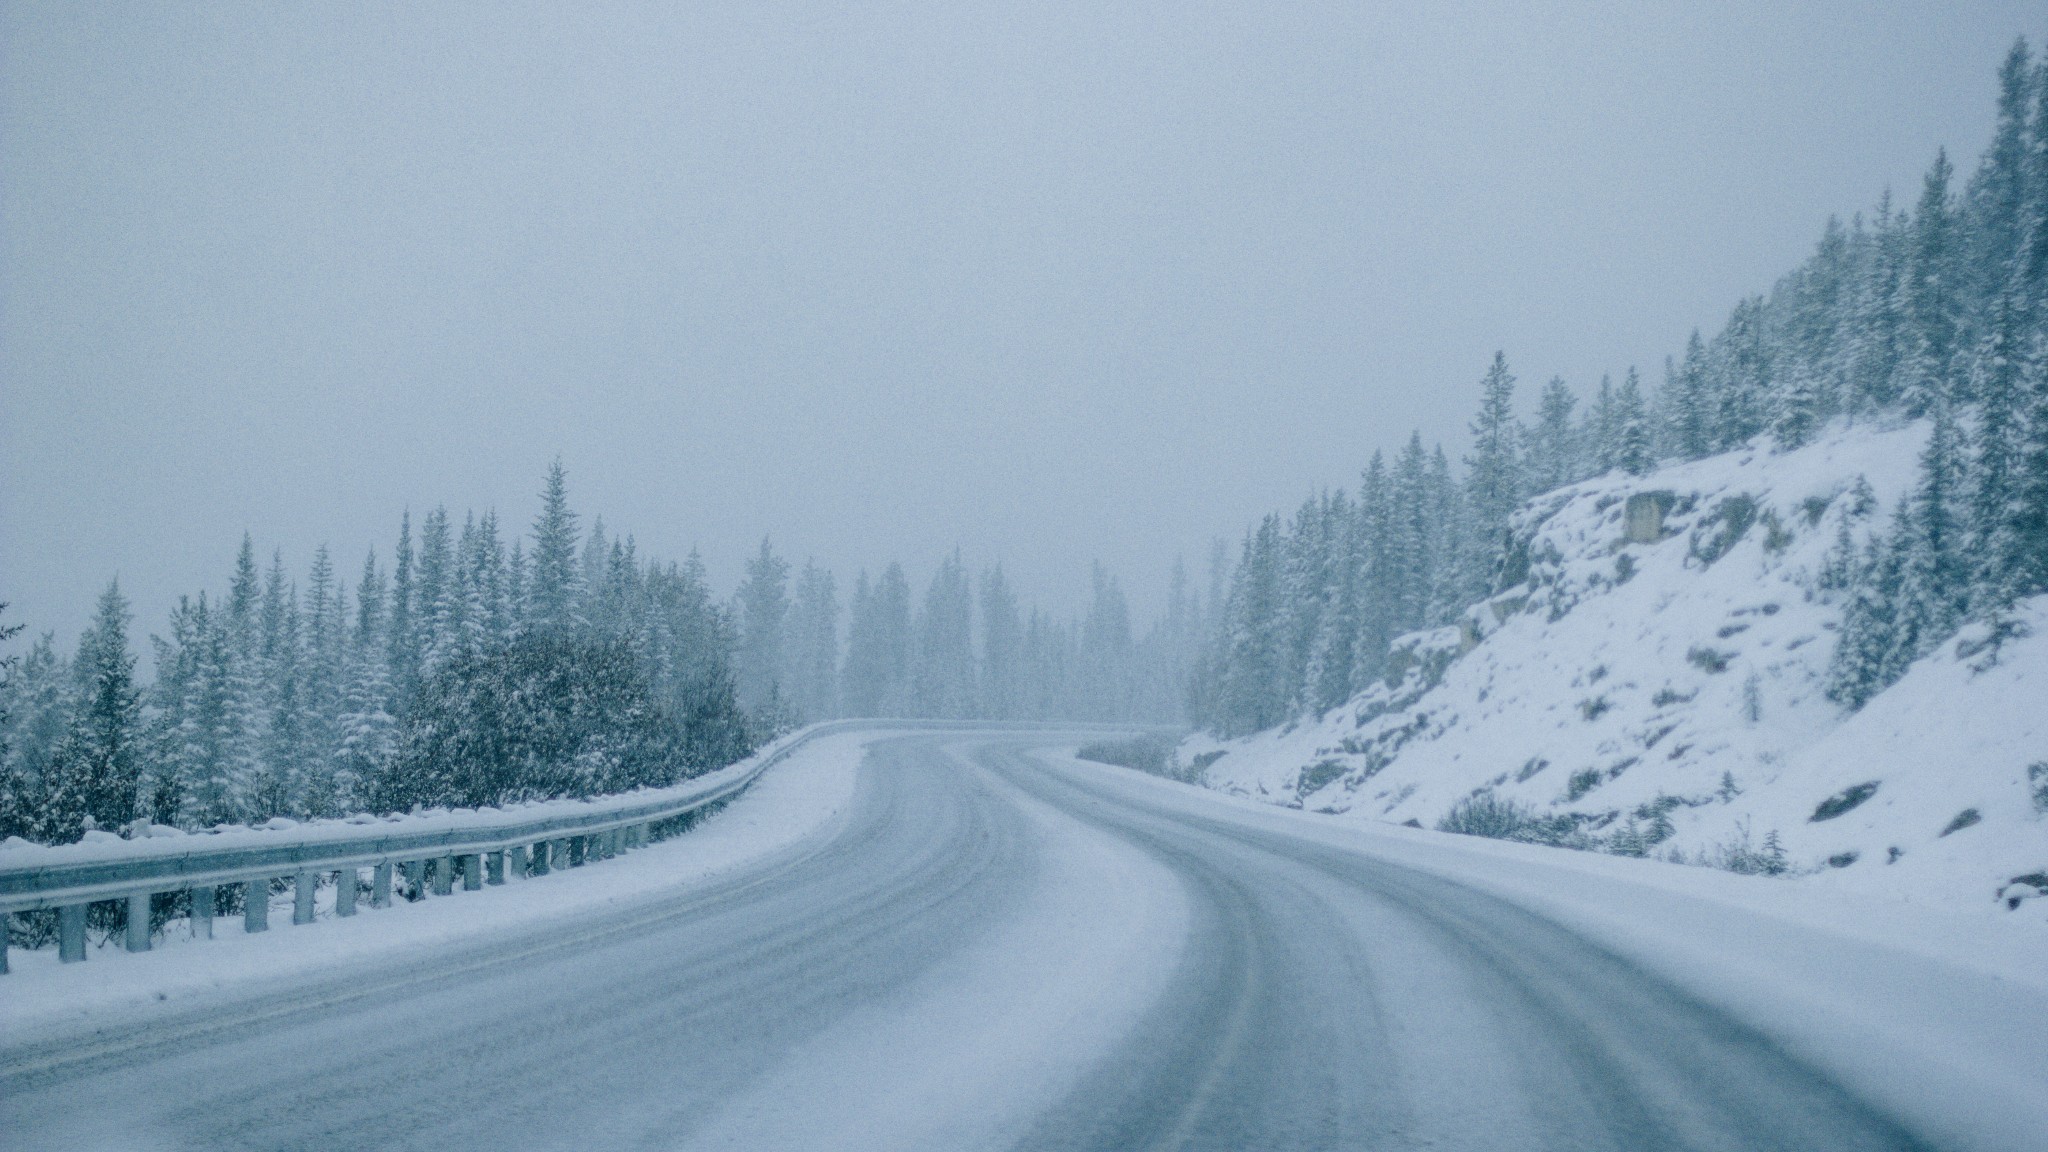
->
[1075, 733, 1177, 778]
[1810, 781, 1880, 823]
[1436, 791, 1538, 840]
[1940, 809, 1982, 837]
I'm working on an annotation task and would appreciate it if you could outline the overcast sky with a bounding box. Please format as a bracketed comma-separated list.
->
[3, 1, 2041, 654]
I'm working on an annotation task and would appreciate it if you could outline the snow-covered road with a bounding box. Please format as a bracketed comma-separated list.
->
[4, 731, 2043, 1150]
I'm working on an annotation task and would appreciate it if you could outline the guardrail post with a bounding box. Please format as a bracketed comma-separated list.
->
[507, 844, 527, 880]
[568, 837, 585, 868]
[126, 892, 152, 952]
[530, 842, 550, 876]
[461, 854, 482, 891]
[372, 862, 393, 908]
[432, 856, 455, 896]
[294, 871, 317, 925]
[246, 879, 270, 932]
[1, 916, 8, 974]
[59, 904, 86, 962]
[335, 869, 357, 916]
[192, 885, 214, 939]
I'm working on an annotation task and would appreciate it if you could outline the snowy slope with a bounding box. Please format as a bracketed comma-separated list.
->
[1190, 420, 2048, 917]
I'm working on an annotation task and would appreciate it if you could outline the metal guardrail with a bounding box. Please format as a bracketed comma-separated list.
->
[0, 719, 875, 973]
[0, 719, 1166, 975]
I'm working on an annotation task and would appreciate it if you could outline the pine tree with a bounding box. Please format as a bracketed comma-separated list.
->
[1967, 277, 2029, 606]
[1464, 351, 1524, 580]
[1898, 151, 1962, 413]
[415, 509, 454, 674]
[1349, 452, 1396, 688]
[978, 566, 1023, 721]
[842, 564, 912, 716]
[40, 582, 142, 842]
[1710, 297, 1772, 448]
[734, 538, 792, 724]
[1078, 562, 1133, 721]
[1827, 522, 1906, 710]
[527, 460, 582, 633]
[1303, 503, 1363, 714]
[1965, 40, 2035, 316]
[1671, 331, 1714, 460]
[388, 512, 418, 708]
[1528, 376, 1580, 491]
[1613, 367, 1653, 476]
[1585, 374, 1619, 474]
[786, 560, 840, 722]
[0, 632, 67, 840]
[0, 604, 31, 839]
[1847, 194, 1910, 413]
[1893, 405, 1971, 661]
[1215, 518, 1287, 736]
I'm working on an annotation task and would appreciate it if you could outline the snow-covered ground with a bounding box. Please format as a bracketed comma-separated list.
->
[1051, 750, 2048, 1151]
[1189, 420, 2048, 919]
[0, 729, 869, 1043]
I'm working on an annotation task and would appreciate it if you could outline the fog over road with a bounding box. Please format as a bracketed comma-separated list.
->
[0, 734, 2001, 1149]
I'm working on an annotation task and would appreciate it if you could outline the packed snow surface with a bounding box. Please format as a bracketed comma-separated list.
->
[1189, 421, 2048, 917]
[0, 729, 868, 1041]
[3, 731, 2043, 1150]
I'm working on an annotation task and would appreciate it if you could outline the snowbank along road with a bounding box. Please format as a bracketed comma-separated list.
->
[3, 730, 2043, 1150]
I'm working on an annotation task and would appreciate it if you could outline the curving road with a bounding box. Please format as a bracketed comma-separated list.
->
[0, 733, 1990, 1149]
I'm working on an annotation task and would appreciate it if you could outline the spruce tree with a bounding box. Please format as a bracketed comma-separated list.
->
[1464, 352, 1524, 578]
[1898, 151, 1962, 413]
[1847, 193, 1910, 413]
[786, 560, 840, 722]
[41, 582, 142, 842]
[1614, 367, 1653, 476]
[388, 512, 418, 708]
[1671, 331, 1714, 460]
[734, 538, 792, 723]
[1528, 376, 1580, 492]
[527, 460, 582, 633]
[979, 566, 1023, 721]
[1893, 404, 1971, 659]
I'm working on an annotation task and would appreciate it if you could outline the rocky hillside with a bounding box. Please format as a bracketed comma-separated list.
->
[1185, 420, 2048, 917]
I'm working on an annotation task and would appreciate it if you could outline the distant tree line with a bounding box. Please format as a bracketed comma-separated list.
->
[1192, 38, 2048, 735]
[732, 547, 1201, 730]
[0, 467, 1202, 845]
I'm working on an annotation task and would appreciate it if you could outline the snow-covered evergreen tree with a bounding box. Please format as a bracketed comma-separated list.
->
[39, 582, 142, 843]
[526, 460, 582, 634]
[978, 566, 1023, 721]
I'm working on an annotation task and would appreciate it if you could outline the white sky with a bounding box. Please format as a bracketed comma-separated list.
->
[3, 1, 2041, 652]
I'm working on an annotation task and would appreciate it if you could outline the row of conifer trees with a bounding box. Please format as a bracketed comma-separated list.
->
[0, 465, 1198, 845]
[1190, 38, 2048, 736]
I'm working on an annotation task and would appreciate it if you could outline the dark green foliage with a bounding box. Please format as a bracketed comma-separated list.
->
[1563, 767, 1604, 801]
[1437, 791, 1538, 839]
[1826, 850, 1861, 869]
[1686, 647, 1732, 674]
[37, 584, 142, 843]
[1810, 781, 1880, 823]
[2030, 762, 2048, 815]
[1076, 732, 1181, 779]
[1939, 808, 1982, 836]
[1689, 494, 1758, 567]
[375, 630, 690, 811]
